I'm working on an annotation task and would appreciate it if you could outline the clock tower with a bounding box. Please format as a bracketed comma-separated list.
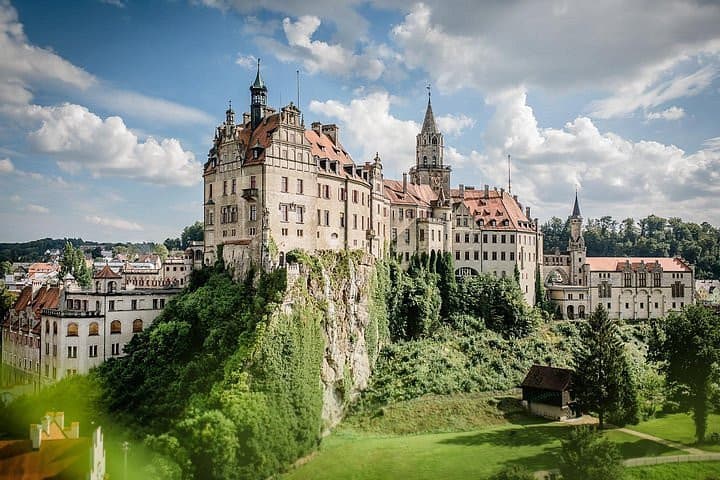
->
[410, 91, 451, 201]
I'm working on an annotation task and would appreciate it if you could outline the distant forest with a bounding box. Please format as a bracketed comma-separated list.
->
[0, 238, 156, 263]
[542, 215, 720, 279]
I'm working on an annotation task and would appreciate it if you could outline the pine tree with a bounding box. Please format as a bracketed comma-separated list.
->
[573, 304, 634, 428]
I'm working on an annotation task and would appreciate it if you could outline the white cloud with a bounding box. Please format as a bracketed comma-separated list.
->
[646, 106, 686, 121]
[26, 204, 49, 214]
[390, 2, 720, 108]
[235, 54, 257, 70]
[470, 88, 720, 222]
[100, 0, 126, 7]
[9, 194, 20, 203]
[436, 114, 475, 136]
[0, 157, 13, 173]
[85, 215, 143, 231]
[27, 103, 201, 186]
[257, 15, 384, 80]
[309, 92, 419, 177]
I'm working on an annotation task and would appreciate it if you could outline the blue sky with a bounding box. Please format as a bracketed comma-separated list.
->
[1, 0, 719, 242]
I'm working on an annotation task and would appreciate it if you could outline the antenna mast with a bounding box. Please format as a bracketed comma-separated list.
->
[507, 154, 512, 194]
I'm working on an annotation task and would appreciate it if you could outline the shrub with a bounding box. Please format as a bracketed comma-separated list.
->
[489, 465, 535, 480]
[558, 426, 624, 480]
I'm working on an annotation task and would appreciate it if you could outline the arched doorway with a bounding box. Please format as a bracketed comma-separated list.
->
[566, 305, 575, 320]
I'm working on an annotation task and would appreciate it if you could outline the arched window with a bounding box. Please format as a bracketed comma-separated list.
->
[95, 301, 100, 312]
[423, 155, 427, 165]
[132, 319, 143, 333]
[566, 305, 575, 320]
[45, 320, 50, 333]
[67, 323, 78, 337]
[74, 300, 81, 310]
[108, 281, 116, 293]
[53, 322, 57, 335]
[88, 322, 99, 336]
[279, 252, 285, 267]
[432, 137, 438, 145]
[110, 320, 121, 334]
[95, 281, 101, 292]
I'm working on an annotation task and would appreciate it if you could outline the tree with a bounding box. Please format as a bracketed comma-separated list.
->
[181, 222, 204, 249]
[436, 252, 457, 320]
[573, 304, 636, 428]
[559, 426, 624, 480]
[59, 242, 91, 288]
[164, 238, 182, 251]
[153, 243, 169, 262]
[649, 305, 720, 442]
[0, 260, 12, 275]
[0, 287, 14, 321]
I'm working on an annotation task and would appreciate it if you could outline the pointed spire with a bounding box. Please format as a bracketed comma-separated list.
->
[421, 84, 438, 133]
[251, 58, 266, 90]
[572, 189, 581, 217]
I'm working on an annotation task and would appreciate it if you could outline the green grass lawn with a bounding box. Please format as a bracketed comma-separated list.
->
[284, 419, 684, 480]
[628, 413, 720, 452]
[624, 461, 720, 479]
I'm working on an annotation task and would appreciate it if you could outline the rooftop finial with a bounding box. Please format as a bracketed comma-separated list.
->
[421, 84, 438, 133]
[251, 58, 266, 90]
[572, 188, 581, 218]
[426, 83, 431, 101]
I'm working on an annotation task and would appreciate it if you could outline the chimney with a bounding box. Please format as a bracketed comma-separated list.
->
[526, 206, 531, 219]
[321, 124, 339, 145]
[30, 424, 42, 450]
[242, 112, 250, 124]
[69, 421, 80, 439]
[513, 194, 518, 202]
[500, 187, 505, 195]
[311, 121, 322, 135]
[484, 184, 489, 197]
[402, 173, 408, 193]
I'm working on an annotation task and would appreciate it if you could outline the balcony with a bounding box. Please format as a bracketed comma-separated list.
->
[242, 188, 259, 200]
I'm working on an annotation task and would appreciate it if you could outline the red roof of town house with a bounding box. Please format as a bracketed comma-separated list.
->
[31, 287, 60, 317]
[27, 263, 57, 276]
[233, 114, 282, 168]
[93, 264, 122, 279]
[585, 257, 692, 272]
[452, 188, 535, 232]
[13, 286, 33, 313]
[383, 180, 438, 207]
[305, 129, 355, 167]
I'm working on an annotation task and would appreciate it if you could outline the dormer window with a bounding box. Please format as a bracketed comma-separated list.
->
[253, 149, 259, 159]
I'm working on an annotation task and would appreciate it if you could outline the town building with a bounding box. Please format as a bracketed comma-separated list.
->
[202, 65, 543, 304]
[0, 411, 105, 480]
[543, 194, 695, 320]
[1, 266, 179, 387]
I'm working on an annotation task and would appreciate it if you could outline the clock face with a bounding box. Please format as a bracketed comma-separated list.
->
[432, 175, 441, 186]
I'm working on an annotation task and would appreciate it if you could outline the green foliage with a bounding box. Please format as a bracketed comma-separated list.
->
[558, 426, 624, 480]
[387, 255, 441, 340]
[59, 241, 91, 287]
[366, 259, 390, 364]
[364, 321, 580, 405]
[649, 305, 720, 442]
[153, 243, 169, 261]
[0, 286, 14, 321]
[542, 215, 720, 279]
[436, 252, 458, 320]
[181, 221, 204, 249]
[574, 305, 638, 428]
[0, 260, 12, 274]
[489, 465, 535, 480]
[456, 274, 538, 338]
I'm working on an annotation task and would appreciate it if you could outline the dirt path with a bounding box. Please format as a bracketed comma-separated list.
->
[617, 427, 706, 455]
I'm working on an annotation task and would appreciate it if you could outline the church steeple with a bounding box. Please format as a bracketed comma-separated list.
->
[571, 190, 581, 218]
[421, 92, 438, 134]
[250, 59, 268, 130]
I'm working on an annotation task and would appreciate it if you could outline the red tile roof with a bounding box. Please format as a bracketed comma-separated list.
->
[13, 286, 33, 313]
[586, 257, 692, 272]
[453, 189, 535, 232]
[0, 438, 90, 480]
[383, 180, 438, 207]
[93, 264, 122, 279]
[304, 129, 355, 167]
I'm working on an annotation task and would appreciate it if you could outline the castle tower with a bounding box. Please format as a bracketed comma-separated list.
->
[568, 191, 586, 285]
[410, 90, 451, 199]
[250, 59, 267, 130]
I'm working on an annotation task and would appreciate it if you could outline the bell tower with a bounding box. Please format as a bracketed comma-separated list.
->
[410, 88, 451, 200]
[568, 191, 586, 285]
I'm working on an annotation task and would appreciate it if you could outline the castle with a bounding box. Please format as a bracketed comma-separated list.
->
[202, 64, 543, 304]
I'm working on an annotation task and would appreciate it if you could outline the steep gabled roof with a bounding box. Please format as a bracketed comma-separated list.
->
[421, 97, 438, 134]
[521, 365, 573, 391]
[383, 180, 438, 207]
[93, 264, 122, 279]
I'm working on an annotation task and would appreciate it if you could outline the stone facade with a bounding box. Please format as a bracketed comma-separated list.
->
[202, 66, 543, 304]
[543, 195, 694, 320]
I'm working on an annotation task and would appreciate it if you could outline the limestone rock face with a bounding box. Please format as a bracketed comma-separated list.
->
[285, 255, 378, 432]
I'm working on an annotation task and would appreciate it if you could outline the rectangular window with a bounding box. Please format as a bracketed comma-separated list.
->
[231, 178, 236, 194]
[483, 251, 488, 260]
[455, 251, 460, 260]
[510, 235, 515, 243]
[223, 180, 227, 195]
[281, 177, 289, 193]
[501, 235, 506, 244]
[419, 230, 425, 242]
[296, 206, 304, 224]
[280, 204, 289, 222]
[111, 343, 120, 356]
[492, 252, 497, 260]
[89, 345, 98, 358]
[250, 175, 257, 189]
[464, 251, 470, 260]
[324, 210, 330, 226]
[474, 234, 479, 243]
[67, 346, 77, 359]
[109, 300, 115, 311]
[510, 252, 515, 261]
[404, 229, 410, 244]
[153, 299, 158, 309]
[474, 251, 479, 260]
[353, 214, 358, 229]
[297, 179, 304, 194]
[483, 234, 488, 243]
[352, 190, 358, 203]
[624, 272, 632, 287]
[391, 228, 397, 241]
[323, 185, 330, 199]
[455, 233, 461, 243]
[492, 235, 497, 243]
[340, 213, 345, 228]
[638, 273, 647, 288]
[131, 299, 137, 310]
[465, 234, 470, 243]
[159, 299, 165, 309]
[250, 205, 257, 221]
[501, 252, 506, 261]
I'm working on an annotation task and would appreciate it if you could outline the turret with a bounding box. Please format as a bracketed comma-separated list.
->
[568, 191, 586, 285]
[250, 59, 267, 130]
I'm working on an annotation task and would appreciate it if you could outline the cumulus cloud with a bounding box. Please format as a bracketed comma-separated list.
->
[309, 92, 419, 176]
[436, 114, 475, 136]
[646, 106, 686, 121]
[257, 16, 384, 80]
[235, 53, 257, 70]
[25, 204, 49, 214]
[27, 103, 201, 186]
[390, 1, 720, 116]
[85, 215, 143, 231]
[471, 88, 720, 222]
[0, 157, 13, 173]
